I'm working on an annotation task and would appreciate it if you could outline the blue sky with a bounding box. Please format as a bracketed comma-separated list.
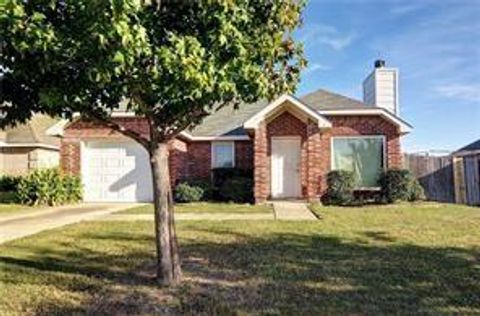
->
[294, 0, 480, 153]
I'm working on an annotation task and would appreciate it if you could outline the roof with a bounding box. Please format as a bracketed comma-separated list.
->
[300, 88, 366, 110]
[243, 94, 332, 130]
[186, 88, 410, 137]
[453, 139, 480, 156]
[0, 114, 61, 148]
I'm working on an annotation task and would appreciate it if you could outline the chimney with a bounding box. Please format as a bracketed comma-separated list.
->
[363, 60, 399, 115]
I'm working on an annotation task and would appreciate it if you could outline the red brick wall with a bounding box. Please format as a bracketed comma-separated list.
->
[186, 141, 211, 179]
[61, 114, 402, 202]
[61, 118, 150, 177]
[235, 141, 253, 170]
[253, 112, 402, 203]
[185, 140, 254, 180]
[267, 112, 308, 197]
[169, 139, 188, 184]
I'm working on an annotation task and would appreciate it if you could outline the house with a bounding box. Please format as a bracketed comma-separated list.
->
[58, 60, 412, 203]
[452, 139, 480, 205]
[0, 115, 61, 175]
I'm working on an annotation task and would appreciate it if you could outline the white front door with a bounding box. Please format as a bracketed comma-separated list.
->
[82, 140, 153, 202]
[271, 137, 301, 198]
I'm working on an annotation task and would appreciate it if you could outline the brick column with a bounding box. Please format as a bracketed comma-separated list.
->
[387, 134, 402, 168]
[306, 121, 322, 202]
[253, 122, 269, 203]
[60, 139, 81, 176]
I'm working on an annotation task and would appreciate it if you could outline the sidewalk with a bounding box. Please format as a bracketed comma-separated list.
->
[272, 201, 317, 220]
[0, 203, 140, 244]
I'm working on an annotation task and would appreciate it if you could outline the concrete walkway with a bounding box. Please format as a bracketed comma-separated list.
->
[272, 201, 317, 220]
[0, 203, 139, 244]
[99, 212, 274, 221]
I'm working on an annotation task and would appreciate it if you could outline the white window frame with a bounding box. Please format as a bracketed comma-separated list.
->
[330, 135, 387, 189]
[211, 141, 235, 169]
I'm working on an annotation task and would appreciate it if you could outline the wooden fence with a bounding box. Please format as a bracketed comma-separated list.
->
[403, 154, 455, 203]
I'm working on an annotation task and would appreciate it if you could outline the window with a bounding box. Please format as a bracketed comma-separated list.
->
[332, 136, 385, 187]
[212, 142, 235, 168]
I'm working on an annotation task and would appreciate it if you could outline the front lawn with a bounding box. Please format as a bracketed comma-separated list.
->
[0, 203, 479, 314]
[0, 201, 30, 216]
[119, 202, 273, 214]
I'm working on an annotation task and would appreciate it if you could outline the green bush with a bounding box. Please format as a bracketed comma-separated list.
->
[174, 182, 204, 203]
[379, 169, 424, 203]
[323, 170, 356, 206]
[0, 175, 22, 191]
[17, 168, 83, 206]
[185, 178, 215, 200]
[409, 179, 426, 202]
[212, 168, 253, 189]
[219, 176, 253, 203]
[0, 191, 17, 203]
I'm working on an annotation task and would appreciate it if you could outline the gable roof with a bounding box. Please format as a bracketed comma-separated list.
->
[300, 88, 366, 110]
[0, 115, 61, 149]
[453, 139, 480, 156]
[185, 88, 411, 137]
[243, 94, 332, 130]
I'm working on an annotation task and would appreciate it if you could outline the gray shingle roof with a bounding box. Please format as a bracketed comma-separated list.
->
[1, 115, 61, 147]
[454, 139, 480, 154]
[188, 88, 373, 137]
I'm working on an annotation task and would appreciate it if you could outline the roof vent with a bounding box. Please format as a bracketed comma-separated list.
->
[374, 59, 386, 68]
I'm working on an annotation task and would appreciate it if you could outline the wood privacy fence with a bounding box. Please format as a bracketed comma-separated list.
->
[403, 154, 455, 203]
[403, 153, 480, 206]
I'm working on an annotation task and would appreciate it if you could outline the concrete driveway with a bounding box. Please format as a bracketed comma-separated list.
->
[0, 203, 139, 244]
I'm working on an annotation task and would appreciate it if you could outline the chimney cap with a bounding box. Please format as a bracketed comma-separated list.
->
[374, 59, 386, 68]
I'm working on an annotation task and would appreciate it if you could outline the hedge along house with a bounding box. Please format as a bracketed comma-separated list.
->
[57, 60, 412, 203]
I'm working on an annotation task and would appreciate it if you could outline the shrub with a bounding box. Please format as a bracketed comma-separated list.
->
[0, 175, 22, 191]
[219, 176, 253, 203]
[63, 175, 83, 203]
[323, 170, 356, 206]
[174, 182, 204, 203]
[212, 168, 253, 189]
[379, 169, 424, 203]
[185, 178, 215, 201]
[409, 180, 426, 202]
[17, 168, 82, 206]
[0, 191, 17, 203]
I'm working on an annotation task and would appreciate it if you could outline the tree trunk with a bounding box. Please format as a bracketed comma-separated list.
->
[149, 140, 182, 286]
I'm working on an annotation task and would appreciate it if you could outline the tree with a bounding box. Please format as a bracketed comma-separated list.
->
[0, 0, 306, 285]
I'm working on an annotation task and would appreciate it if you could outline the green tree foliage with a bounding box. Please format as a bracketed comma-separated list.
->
[1, 0, 306, 285]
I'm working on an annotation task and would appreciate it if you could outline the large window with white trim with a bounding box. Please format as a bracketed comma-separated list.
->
[332, 136, 385, 187]
[212, 142, 235, 168]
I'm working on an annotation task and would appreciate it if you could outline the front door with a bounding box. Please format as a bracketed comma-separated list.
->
[271, 137, 301, 198]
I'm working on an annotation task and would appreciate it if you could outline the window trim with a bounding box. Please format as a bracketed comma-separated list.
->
[211, 141, 235, 169]
[330, 135, 387, 189]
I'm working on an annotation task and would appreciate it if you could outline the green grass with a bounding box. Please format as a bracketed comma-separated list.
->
[119, 202, 273, 214]
[0, 202, 479, 314]
[0, 203, 27, 215]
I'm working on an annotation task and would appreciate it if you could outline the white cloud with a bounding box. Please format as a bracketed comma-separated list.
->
[435, 83, 480, 102]
[318, 34, 355, 51]
[390, 3, 425, 15]
[299, 23, 355, 51]
[304, 63, 331, 74]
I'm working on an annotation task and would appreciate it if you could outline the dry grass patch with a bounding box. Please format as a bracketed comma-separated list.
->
[0, 202, 479, 314]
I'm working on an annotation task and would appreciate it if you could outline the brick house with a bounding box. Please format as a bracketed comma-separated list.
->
[58, 61, 412, 203]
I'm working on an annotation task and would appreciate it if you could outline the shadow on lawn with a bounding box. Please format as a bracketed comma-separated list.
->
[1, 226, 479, 315]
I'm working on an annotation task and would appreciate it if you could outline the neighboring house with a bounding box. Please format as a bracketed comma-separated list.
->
[58, 60, 412, 203]
[0, 115, 61, 175]
[452, 139, 480, 206]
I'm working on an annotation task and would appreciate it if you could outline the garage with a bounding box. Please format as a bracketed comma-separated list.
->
[82, 140, 153, 202]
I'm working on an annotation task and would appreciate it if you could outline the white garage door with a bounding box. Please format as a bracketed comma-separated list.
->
[82, 140, 153, 202]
